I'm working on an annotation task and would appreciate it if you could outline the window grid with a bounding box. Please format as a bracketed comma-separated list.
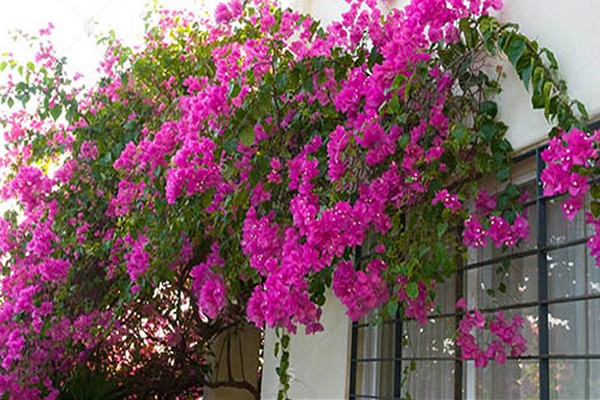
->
[349, 141, 600, 399]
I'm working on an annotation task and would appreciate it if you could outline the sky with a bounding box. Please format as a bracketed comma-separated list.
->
[0, 0, 218, 81]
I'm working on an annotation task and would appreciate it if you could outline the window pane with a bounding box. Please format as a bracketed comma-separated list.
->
[548, 244, 588, 299]
[550, 359, 587, 399]
[547, 195, 586, 246]
[587, 247, 600, 294]
[463, 360, 539, 399]
[402, 317, 455, 358]
[465, 256, 537, 309]
[355, 322, 395, 360]
[590, 360, 600, 398]
[433, 278, 456, 315]
[587, 298, 600, 354]
[519, 204, 538, 251]
[355, 361, 394, 398]
[403, 360, 454, 399]
[549, 300, 588, 355]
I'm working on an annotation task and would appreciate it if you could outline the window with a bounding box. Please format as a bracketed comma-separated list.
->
[349, 144, 600, 399]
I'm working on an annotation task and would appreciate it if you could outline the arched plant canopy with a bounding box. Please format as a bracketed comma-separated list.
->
[0, 0, 595, 398]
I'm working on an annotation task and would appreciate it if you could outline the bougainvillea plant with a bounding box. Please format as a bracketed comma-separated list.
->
[0, 0, 595, 398]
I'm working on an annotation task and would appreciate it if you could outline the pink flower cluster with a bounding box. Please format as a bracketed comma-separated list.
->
[463, 213, 529, 248]
[123, 234, 151, 283]
[541, 128, 597, 220]
[332, 259, 389, 321]
[456, 300, 526, 367]
[190, 243, 227, 319]
[432, 189, 461, 212]
[540, 128, 600, 266]
[463, 190, 530, 249]
[397, 278, 434, 325]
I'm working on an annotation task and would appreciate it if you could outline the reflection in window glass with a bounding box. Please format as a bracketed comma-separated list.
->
[549, 360, 586, 399]
[433, 278, 456, 315]
[549, 300, 588, 355]
[548, 244, 588, 299]
[588, 299, 600, 355]
[464, 360, 539, 400]
[589, 360, 600, 398]
[355, 361, 394, 398]
[466, 256, 538, 309]
[403, 360, 454, 399]
[547, 195, 587, 246]
[402, 317, 455, 358]
[356, 322, 395, 360]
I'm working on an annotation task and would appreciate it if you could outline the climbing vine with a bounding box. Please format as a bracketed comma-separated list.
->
[0, 0, 595, 398]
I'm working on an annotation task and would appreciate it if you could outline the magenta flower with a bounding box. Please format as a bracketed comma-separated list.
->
[432, 189, 462, 212]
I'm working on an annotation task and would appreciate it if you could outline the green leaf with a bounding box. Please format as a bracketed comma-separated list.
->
[519, 57, 534, 89]
[391, 73, 406, 90]
[497, 166, 510, 182]
[240, 125, 255, 147]
[397, 134, 409, 150]
[50, 104, 62, 120]
[543, 81, 553, 113]
[223, 138, 239, 153]
[406, 282, 419, 299]
[281, 334, 290, 349]
[498, 282, 507, 293]
[459, 18, 477, 48]
[590, 184, 600, 200]
[480, 101, 498, 118]
[387, 300, 399, 317]
[543, 48, 559, 69]
[505, 183, 519, 199]
[591, 200, 600, 219]
[480, 121, 497, 142]
[451, 124, 467, 142]
[436, 222, 448, 238]
[302, 76, 314, 94]
[504, 35, 526, 67]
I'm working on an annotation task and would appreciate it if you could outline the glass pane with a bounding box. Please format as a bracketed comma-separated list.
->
[463, 360, 539, 399]
[550, 359, 586, 399]
[547, 195, 586, 246]
[403, 317, 455, 358]
[588, 298, 600, 354]
[433, 277, 456, 315]
[403, 360, 454, 399]
[587, 246, 600, 295]
[549, 300, 588, 355]
[590, 360, 600, 398]
[548, 244, 587, 299]
[519, 204, 538, 251]
[465, 256, 537, 309]
[356, 322, 395, 360]
[355, 361, 394, 398]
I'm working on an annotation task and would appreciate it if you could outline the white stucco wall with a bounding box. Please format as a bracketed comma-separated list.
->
[260, 1, 600, 398]
[260, 293, 351, 400]
[496, 0, 600, 152]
